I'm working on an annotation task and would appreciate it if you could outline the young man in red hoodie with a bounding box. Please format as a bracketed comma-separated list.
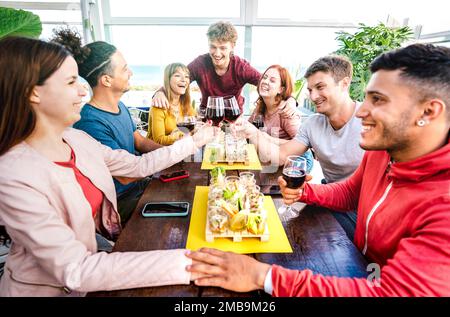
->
[186, 44, 450, 296]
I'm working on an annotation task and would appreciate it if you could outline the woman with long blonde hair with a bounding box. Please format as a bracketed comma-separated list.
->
[147, 63, 196, 145]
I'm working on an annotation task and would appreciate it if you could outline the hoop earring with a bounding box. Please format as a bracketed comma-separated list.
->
[416, 119, 426, 127]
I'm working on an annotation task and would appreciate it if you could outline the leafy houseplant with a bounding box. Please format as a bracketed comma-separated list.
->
[334, 23, 413, 101]
[0, 7, 42, 40]
[293, 66, 316, 113]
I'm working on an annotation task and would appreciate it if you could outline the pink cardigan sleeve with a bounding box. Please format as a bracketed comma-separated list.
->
[100, 134, 197, 178]
[0, 175, 192, 293]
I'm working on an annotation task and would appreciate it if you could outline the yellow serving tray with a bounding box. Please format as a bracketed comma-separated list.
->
[186, 186, 292, 254]
[201, 144, 262, 170]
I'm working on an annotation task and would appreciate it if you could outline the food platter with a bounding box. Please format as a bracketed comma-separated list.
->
[205, 167, 269, 242]
[208, 132, 249, 165]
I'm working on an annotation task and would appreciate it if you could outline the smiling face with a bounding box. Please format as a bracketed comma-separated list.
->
[356, 70, 420, 154]
[306, 71, 350, 115]
[169, 67, 190, 96]
[258, 67, 283, 99]
[208, 40, 234, 70]
[32, 56, 87, 128]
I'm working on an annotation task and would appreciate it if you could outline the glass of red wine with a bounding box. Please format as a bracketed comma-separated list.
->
[223, 96, 241, 124]
[177, 116, 196, 133]
[206, 96, 225, 127]
[252, 114, 265, 130]
[281, 155, 307, 216]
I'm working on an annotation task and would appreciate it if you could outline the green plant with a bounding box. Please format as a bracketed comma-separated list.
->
[292, 64, 306, 101]
[0, 7, 42, 39]
[292, 65, 317, 112]
[334, 23, 413, 101]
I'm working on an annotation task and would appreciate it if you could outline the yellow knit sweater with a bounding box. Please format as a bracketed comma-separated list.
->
[147, 106, 196, 145]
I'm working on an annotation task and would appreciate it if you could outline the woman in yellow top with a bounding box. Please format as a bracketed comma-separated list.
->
[147, 63, 196, 145]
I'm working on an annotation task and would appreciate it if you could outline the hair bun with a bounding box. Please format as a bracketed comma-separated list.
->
[50, 27, 90, 65]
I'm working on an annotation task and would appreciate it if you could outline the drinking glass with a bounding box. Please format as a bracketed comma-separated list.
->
[205, 96, 225, 127]
[239, 172, 256, 191]
[223, 96, 241, 124]
[177, 115, 196, 132]
[198, 107, 207, 123]
[280, 156, 307, 216]
[252, 114, 264, 130]
[225, 176, 241, 192]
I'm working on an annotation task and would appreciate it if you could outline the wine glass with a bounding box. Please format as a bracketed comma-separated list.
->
[205, 96, 225, 127]
[177, 115, 196, 132]
[252, 114, 265, 130]
[197, 107, 207, 123]
[280, 156, 307, 217]
[223, 96, 241, 124]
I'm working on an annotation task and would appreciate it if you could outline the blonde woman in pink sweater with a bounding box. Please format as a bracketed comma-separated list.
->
[248, 65, 313, 171]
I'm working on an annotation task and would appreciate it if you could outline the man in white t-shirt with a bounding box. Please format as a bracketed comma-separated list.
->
[237, 55, 364, 239]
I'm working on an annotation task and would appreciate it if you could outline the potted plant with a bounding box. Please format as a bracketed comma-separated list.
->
[0, 7, 42, 39]
[334, 23, 413, 101]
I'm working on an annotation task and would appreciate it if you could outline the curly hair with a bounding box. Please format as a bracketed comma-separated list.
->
[51, 27, 117, 88]
[206, 21, 238, 44]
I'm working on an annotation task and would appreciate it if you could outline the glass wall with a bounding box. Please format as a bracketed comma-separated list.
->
[109, 0, 240, 18]
[3, 0, 449, 111]
[110, 25, 245, 107]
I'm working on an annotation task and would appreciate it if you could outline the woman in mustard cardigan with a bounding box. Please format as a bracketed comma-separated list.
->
[147, 63, 196, 145]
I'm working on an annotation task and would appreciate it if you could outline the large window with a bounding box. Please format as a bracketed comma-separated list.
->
[101, 0, 449, 110]
[257, 0, 450, 35]
[108, 0, 240, 18]
[251, 27, 353, 73]
[5, 0, 448, 110]
[111, 25, 245, 108]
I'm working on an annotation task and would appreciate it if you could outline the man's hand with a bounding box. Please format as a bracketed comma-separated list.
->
[278, 175, 312, 205]
[152, 90, 169, 109]
[185, 248, 271, 292]
[191, 122, 220, 148]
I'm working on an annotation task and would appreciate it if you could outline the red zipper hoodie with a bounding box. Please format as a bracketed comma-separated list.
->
[272, 139, 450, 296]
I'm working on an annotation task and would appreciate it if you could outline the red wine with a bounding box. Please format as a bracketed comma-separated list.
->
[252, 121, 264, 129]
[224, 108, 240, 123]
[177, 122, 195, 131]
[206, 108, 224, 126]
[282, 168, 306, 189]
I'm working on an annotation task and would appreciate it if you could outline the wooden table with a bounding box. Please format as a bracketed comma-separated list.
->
[89, 162, 368, 297]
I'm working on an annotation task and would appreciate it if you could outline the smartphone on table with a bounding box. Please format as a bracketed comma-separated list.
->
[141, 202, 189, 217]
[159, 170, 189, 182]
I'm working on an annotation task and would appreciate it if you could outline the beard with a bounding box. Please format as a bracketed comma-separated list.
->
[360, 110, 413, 153]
